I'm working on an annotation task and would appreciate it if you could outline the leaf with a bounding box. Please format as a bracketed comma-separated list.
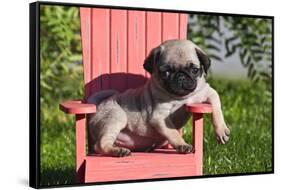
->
[245, 33, 257, 40]
[251, 49, 264, 55]
[251, 42, 261, 47]
[209, 54, 222, 61]
[246, 56, 252, 66]
[260, 71, 271, 79]
[225, 43, 240, 58]
[225, 36, 239, 52]
[261, 36, 267, 45]
[68, 54, 82, 62]
[205, 36, 222, 45]
[239, 48, 247, 60]
[253, 55, 263, 62]
[247, 63, 254, 78]
[249, 69, 257, 79]
[241, 53, 251, 67]
[253, 76, 261, 83]
[41, 80, 52, 90]
[206, 44, 221, 52]
[225, 36, 240, 57]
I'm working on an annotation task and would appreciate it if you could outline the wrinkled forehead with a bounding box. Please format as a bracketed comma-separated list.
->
[160, 43, 200, 66]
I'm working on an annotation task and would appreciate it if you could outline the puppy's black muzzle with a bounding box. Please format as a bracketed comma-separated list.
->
[175, 72, 196, 91]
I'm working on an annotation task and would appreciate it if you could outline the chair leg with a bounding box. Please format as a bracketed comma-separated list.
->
[192, 113, 204, 175]
[75, 114, 86, 183]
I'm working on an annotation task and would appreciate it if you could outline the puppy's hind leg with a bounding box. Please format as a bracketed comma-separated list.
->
[94, 111, 131, 157]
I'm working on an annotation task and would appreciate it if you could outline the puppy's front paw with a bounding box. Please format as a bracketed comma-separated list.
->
[175, 143, 193, 154]
[114, 147, 131, 157]
[215, 126, 230, 144]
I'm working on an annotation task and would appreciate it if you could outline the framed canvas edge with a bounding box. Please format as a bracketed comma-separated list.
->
[29, 2, 41, 189]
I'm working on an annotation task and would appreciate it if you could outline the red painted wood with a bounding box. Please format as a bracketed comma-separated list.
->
[162, 13, 179, 41]
[146, 11, 162, 78]
[90, 9, 101, 94]
[85, 149, 198, 182]
[192, 113, 204, 175]
[80, 8, 92, 98]
[59, 100, 96, 114]
[90, 8, 110, 94]
[185, 103, 213, 113]
[127, 10, 146, 88]
[179, 14, 188, 39]
[75, 114, 86, 183]
[82, 8, 111, 157]
[110, 9, 128, 92]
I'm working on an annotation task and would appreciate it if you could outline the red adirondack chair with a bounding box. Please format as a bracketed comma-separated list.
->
[59, 7, 212, 183]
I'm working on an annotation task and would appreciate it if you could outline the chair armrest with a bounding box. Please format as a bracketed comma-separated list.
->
[185, 103, 212, 113]
[59, 100, 96, 114]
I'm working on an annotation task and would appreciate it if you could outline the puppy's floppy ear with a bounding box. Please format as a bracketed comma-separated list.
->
[143, 46, 164, 74]
[195, 47, 211, 74]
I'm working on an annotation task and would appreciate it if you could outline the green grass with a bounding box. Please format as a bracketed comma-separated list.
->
[40, 78, 272, 186]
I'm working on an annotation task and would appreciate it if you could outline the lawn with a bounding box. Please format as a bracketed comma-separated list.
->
[40, 78, 273, 186]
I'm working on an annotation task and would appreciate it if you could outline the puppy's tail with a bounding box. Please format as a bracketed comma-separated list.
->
[86, 89, 118, 105]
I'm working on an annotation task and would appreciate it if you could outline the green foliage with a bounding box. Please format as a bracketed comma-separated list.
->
[40, 5, 83, 106]
[40, 5, 84, 186]
[188, 15, 222, 61]
[40, 5, 83, 135]
[188, 15, 272, 90]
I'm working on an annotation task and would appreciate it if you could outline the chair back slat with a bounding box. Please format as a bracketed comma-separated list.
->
[94, 9, 111, 91]
[146, 12, 162, 74]
[163, 13, 180, 40]
[80, 8, 187, 99]
[127, 10, 147, 89]
[110, 9, 128, 92]
[80, 8, 92, 98]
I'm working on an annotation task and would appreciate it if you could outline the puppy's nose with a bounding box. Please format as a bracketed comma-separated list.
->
[177, 74, 186, 84]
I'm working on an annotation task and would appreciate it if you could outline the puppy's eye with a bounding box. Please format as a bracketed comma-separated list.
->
[191, 67, 200, 75]
[160, 69, 171, 78]
[163, 70, 170, 77]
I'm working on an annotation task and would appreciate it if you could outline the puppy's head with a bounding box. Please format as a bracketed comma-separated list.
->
[144, 39, 210, 97]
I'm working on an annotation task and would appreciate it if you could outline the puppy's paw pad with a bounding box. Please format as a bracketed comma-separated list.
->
[116, 148, 131, 157]
[175, 144, 193, 154]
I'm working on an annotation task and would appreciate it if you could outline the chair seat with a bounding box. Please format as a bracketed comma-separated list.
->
[84, 148, 199, 183]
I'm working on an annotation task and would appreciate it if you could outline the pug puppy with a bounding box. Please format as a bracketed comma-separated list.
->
[88, 39, 230, 157]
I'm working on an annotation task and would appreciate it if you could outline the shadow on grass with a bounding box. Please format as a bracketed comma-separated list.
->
[40, 167, 75, 187]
